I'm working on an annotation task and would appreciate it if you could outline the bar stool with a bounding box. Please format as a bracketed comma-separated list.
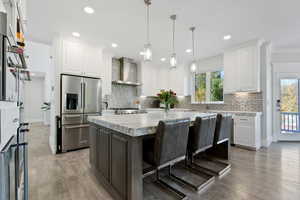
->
[197, 113, 232, 176]
[143, 118, 190, 200]
[170, 115, 217, 191]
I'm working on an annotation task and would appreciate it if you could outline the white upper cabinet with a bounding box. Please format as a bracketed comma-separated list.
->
[224, 40, 262, 94]
[83, 47, 102, 78]
[61, 40, 102, 78]
[224, 50, 239, 93]
[62, 40, 83, 75]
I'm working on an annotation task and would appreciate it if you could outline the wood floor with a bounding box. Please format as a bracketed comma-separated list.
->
[28, 123, 300, 200]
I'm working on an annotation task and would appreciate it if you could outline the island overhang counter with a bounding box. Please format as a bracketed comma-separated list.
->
[87, 112, 220, 200]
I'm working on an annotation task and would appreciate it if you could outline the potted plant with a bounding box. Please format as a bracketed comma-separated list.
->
[157, 89, 178, 112]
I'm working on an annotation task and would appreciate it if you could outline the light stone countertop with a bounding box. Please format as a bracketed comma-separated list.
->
[145, 108, 196, 112]
[88, 111, 217, 137]
[207, 110, 262, 116]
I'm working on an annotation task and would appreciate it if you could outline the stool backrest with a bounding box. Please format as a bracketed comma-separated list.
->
[189, 116, 217, 154]
[214, 114, 233, 145]
[154, 118, 190, 166]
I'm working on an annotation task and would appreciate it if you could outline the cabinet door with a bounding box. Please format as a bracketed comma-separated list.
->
[79, 125, 90, 148]
[224, 50, 239, 93]
[84, 47, 102, 78]
[238, 46, 257, 92]
[234, 117, 255, 147]
[62, 41, 83, 75]
[111, 134, 128, 200]
[89, 125, 98, 167]
[97, 128, 110, 181]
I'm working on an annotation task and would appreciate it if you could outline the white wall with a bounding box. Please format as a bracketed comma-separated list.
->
[23, 76, 45, 122]
[261, 42, 273, 147]
[26, 41, 52, 102]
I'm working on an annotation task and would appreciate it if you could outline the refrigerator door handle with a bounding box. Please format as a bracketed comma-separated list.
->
[80, 82, 83, 109]
[83, 82, 86, 110]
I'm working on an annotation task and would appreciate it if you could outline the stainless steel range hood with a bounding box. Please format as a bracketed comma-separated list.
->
[112, 57, 141, 86]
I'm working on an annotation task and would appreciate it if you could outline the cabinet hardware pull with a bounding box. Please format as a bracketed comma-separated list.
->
[65, 124, 90, 129]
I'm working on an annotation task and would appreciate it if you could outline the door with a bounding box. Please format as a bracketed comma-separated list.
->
[61, 75, 83, 114]
[83, 78, 101, 114]
[274, 73, 300, 141]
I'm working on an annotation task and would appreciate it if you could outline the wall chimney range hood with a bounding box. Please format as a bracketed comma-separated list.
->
[112, 57, 141, 86]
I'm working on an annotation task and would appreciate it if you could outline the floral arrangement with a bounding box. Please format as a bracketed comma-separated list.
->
[157, 89, 178, 111]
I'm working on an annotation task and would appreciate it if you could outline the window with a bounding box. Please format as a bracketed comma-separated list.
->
[193, 70, 224, 103]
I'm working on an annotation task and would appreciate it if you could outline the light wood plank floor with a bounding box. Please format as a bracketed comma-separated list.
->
[28, 123, 300, 200]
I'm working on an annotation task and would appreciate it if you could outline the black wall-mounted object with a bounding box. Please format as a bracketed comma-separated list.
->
[0, 12, 7, 101]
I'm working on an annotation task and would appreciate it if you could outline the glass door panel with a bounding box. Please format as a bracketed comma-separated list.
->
[280, 79, 300, 134]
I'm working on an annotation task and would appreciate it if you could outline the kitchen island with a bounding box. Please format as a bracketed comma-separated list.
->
[87, 112, 221, 200]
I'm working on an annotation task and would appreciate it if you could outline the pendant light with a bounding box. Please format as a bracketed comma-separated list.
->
[190, 27, 197, 72]
[143, 0, 152, 61]
[170, 15, 177, 68]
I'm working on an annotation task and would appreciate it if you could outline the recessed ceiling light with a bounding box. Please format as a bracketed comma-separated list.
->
[223, 35, 232, 40]
[84, 6, 95, 14]
[72, 32, 80, 37]
[111, 43, 118, 48]
[185, 49, 192, 53]
[160, 58, 166, 62]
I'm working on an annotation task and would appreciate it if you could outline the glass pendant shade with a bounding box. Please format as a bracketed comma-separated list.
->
[190, 61, 197, 72]
[143, 43, 152, 61]
[170, 53, 177, 68]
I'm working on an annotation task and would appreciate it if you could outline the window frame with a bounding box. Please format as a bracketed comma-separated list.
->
[191, 69, 224, 104]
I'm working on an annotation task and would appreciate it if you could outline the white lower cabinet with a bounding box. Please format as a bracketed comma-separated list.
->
[234, 115, 261, 150]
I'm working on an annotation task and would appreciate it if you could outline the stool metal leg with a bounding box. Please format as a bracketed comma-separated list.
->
[155, 168, 188, 200]
[170, 158, 215, 191]
[192, 154, 231, 177]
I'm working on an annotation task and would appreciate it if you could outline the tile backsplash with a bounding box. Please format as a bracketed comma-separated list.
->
[176, 93, 263, 112]
[106, 84, 139, 108]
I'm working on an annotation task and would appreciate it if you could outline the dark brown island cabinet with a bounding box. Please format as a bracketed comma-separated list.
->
[89, 124, 144, 200]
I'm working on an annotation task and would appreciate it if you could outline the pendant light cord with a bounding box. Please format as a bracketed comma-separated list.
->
[172, 18, 175, 54]
[146, 3, 150, 44]
[192, 29, 195, 58]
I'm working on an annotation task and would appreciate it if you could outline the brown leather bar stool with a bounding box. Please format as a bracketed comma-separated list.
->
[143, 118, 190, 200]
[170, 115, 217, 191]
[195, 113, 232, 176]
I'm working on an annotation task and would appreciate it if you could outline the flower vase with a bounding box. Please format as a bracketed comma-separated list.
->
[164, 103, 170, 114]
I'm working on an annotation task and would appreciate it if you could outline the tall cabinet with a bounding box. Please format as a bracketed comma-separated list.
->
[224, 39, 264, 94]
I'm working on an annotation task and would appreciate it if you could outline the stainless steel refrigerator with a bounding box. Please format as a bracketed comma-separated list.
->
[60, 74, 102, 152]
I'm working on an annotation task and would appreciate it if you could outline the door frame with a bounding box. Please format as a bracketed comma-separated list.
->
[273, 71, 300, 141]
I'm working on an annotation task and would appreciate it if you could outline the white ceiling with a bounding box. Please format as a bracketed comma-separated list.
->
[26, 0, 300, 65]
